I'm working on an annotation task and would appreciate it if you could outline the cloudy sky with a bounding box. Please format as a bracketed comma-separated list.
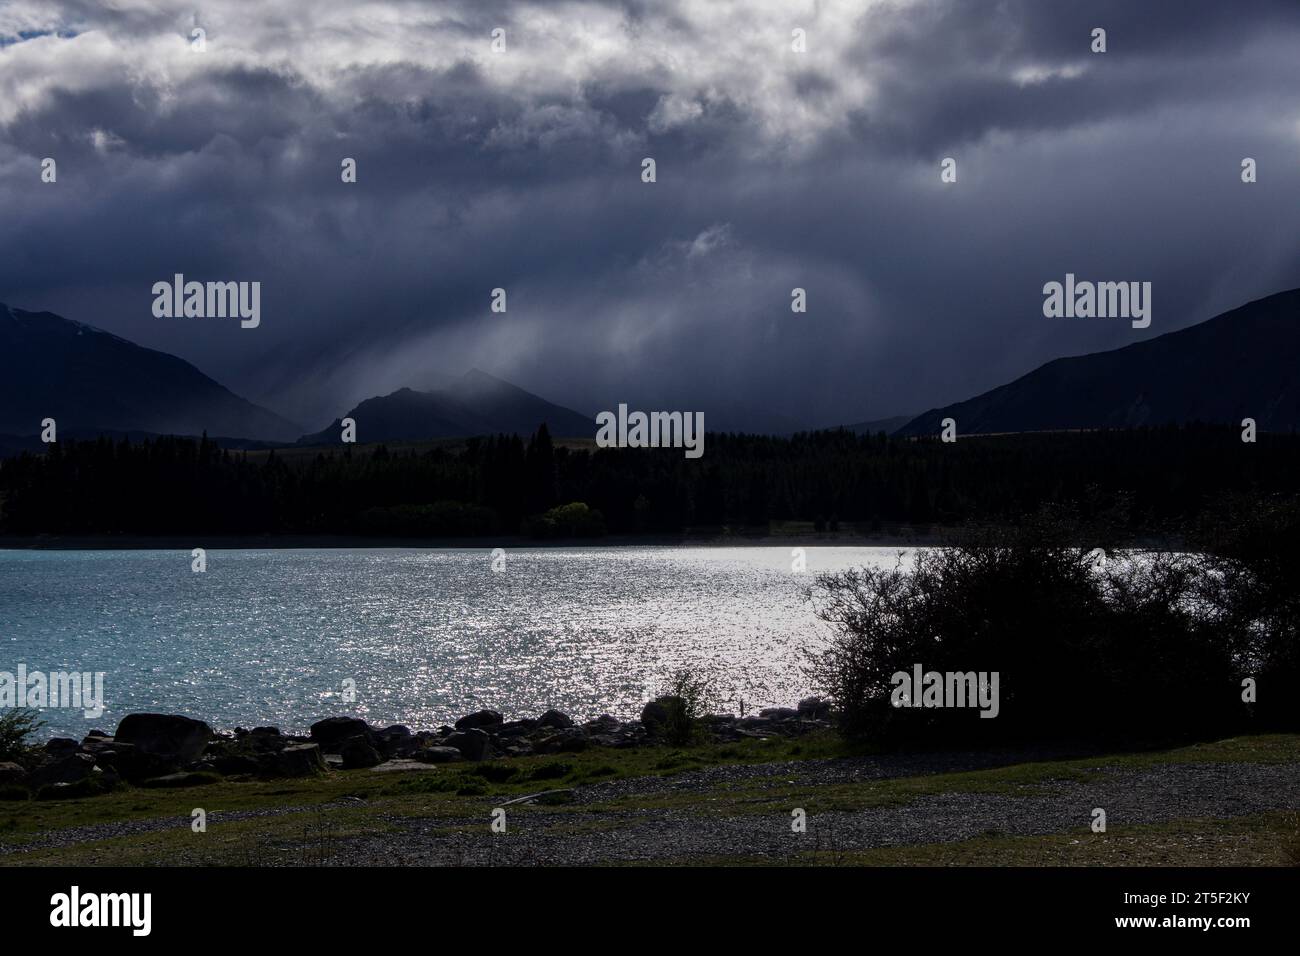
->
[2, 0, 1299, 431]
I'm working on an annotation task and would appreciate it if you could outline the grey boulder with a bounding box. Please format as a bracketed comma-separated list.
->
[115, 713, 214, 765]
[443, 728, 491, 761]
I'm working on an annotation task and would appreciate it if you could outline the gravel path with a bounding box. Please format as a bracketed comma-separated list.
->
[329, 761, 1300, 865]
[4, 747, 1294, 865]
[0, 803, 344, 855]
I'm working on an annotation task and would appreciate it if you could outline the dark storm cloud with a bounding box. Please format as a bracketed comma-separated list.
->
[843, 0, 1300, 156]
[1, 0, 1298, 431]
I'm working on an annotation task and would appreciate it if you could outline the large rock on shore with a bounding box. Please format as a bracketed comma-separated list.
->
[373, 725, 422, 758]
[454, 710, 503, 731]
[640, 699, 668, 729]
[241, 726, 291, 750]
[340, 737, 383, 769]
[274, 743, 327, 776]
[641, 696, 684, 736]
[212, 753, 264, 776]
[537, 709, 573, 730]
[415, 746, 463, 764]
[497, 719, 538, 737]
[309, 717, 374, 750]
[27, 752, 97, 789]
[0, 762, 26, 787]
[85, 740, 156, 781]
[115, 713, 213, 765]
[443, 728, 490, 761]
[534, 727, 589, 754]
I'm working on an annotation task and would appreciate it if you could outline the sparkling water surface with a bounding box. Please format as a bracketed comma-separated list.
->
[0, 547, 915, 738]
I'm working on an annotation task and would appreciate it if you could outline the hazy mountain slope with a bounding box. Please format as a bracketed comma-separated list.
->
[842, 415, 914, 435]
[299, 369, 592, 444]
[898, 288, 1300, 436]
[447, 369, 593, 437]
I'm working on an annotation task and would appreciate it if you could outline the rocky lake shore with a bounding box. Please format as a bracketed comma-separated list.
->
[0, 697, 834, 798]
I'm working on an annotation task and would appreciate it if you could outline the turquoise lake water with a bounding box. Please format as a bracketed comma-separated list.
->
[0, 546, 913, 738]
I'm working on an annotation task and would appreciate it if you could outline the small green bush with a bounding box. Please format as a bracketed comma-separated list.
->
[0, 709, 43, 764]
[521, 502, 606, 538]
[656, 669, 715, 746]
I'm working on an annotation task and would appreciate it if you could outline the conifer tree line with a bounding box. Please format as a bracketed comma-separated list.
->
[1, 423, 1296, 539]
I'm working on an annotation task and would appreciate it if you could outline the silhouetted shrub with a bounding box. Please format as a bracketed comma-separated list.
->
[0, 709, 42, 765]
[654, 669, 714, 745]
[808, 514, 1250, 746]
[1193, 493, 1300, 731]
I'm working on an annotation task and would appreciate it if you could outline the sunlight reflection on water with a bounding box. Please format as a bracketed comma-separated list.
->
[0, 546, 917, 736]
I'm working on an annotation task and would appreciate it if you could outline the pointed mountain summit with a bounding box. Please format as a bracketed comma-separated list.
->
[450, 368, 593, 436]
[897, 288, 1300, 436]
[298, 369, 592, 444]
[0, 302, 301, 441]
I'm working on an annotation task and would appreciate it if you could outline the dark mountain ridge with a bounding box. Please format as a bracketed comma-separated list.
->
[0, 302, 301, 441]
[898, 288, 1300, 436]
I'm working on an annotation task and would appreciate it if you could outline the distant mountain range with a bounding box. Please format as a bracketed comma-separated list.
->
[897, 288, 1300, 436]
[6, 290, 1300, 450]
[297, 370, 593, 444]
[0, 302, 300, 441]
[0, 303, 592, 449]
